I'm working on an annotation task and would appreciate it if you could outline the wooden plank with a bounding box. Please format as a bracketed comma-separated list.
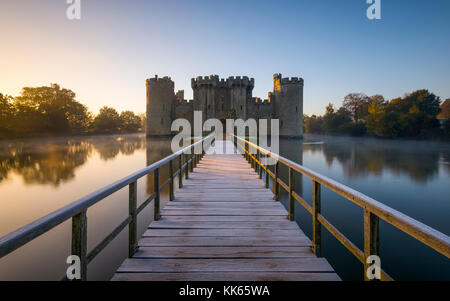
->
[161, 209, 287, 216]
[158, 215, 289, 222]
[168, 201, 277, 206]
[116, 258, 334, 273]
[149, 220, 299, 229]
[138, 236, 311, 247]
[143, 228, 304, 237]
[132, 246, 315, 258]
[112, 272, 341, 281]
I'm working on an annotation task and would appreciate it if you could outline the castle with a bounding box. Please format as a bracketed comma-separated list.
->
[146, 74, 304, 138]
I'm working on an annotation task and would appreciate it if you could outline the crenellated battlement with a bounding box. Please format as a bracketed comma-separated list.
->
[227, 76, 255, 88]
[281, 77, 304, 86]
[252, 97, 271, 105]
[191, 75, 221, 88]
[146, 75, 175, 91]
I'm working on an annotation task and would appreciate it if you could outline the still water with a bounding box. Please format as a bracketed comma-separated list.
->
[0, 133, 448, 280]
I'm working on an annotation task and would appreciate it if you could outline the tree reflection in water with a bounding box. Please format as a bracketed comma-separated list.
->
[0, 134, 146, 186]
[302, 135, 450, 184]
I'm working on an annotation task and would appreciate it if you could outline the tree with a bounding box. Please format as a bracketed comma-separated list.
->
[92, 106, 122, 133]
[322, 103, 353, 134]
[438, 99, 450, 119]
[304, 114, 324, 133]
[0, 93, 14, 136]
[342, 93, 369, 122]
[12, 84, 91, 135]
[120, 111, 141, 132]
[138, 113, 146, 132]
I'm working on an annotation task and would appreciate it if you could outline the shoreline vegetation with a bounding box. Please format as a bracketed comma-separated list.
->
[304, 91, 450, 141]
[2, 85, 450, 142]
[0, 84, 145, 139]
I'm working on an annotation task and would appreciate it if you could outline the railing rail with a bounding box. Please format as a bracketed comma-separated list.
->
[233, 134, 450, 281]
[0, 134, 215, 280]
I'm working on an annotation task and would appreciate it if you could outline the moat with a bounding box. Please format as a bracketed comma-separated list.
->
[0, 133, 449, 280]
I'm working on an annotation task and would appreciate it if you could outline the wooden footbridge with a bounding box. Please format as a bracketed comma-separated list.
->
[112, 140, 339, 281]
[0, 134, 449, 281]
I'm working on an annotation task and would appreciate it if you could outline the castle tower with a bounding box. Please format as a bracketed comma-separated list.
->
[227, 76, 254, 120]
[272, 74, 304, 138]
[191, 75, 220, 121]
[146, 75, 175, 136]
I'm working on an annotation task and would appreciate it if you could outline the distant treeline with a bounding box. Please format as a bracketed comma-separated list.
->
[0, 84, 145, 138]
[304, 90, 450, 139]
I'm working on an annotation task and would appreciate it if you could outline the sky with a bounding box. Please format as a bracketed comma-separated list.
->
[1, 0, 450, 116]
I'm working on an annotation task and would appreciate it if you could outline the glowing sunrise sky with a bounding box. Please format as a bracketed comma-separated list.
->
[1, 0, 449, 115]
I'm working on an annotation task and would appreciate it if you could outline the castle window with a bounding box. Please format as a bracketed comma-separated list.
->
[296, 106, 298, 113]
[222, 103, 224, 111]
[280, 120, 284, 128]
[161, 117, 164, 124]
[240, 105, 243, 111]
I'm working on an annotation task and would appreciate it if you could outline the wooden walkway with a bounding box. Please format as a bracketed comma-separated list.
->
[112, 141, 340, 281]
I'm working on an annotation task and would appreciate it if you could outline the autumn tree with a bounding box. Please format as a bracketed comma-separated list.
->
[342, 93, 369, 122]
[438, 99, 450, 119]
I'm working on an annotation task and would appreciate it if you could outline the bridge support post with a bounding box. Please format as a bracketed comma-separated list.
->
[274, 161, 279, 201]
[72, 210, 87, 281]
[179, 155, 183, 188]
[154, 168, 160, 221]
[264, 156, 269, 189]
[169, 160, 174, 201]
[185, 154, 189, 179]
[312, 180, 322, 257]
[364, 209, 380, 281]
[129, 181, 137, 257]
[288, 168, 295, 221]
[258, 152, 262, 179]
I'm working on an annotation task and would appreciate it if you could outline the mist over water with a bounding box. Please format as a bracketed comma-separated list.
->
[0, 133, 448, 280]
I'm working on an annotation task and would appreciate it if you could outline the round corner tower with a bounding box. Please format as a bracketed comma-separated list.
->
[272, 74, 304, 138]
[146, 75, 175, 136]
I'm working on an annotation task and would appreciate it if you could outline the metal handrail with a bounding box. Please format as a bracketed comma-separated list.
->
[0, 134, 215, 280]
[232, 134, 450, 281]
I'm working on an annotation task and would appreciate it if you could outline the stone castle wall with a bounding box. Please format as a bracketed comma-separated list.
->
[146, 73, 303, 138]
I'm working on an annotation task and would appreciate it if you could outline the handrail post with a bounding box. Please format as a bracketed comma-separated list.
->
[185, 153, 189, 179]
[169, 160, 174, 202]
[264, 155, 269, 188]
[255, 149, 258, 172]
[154, 168, 160, 221]
[178, 155, 183, 188]
[72, 210, 87, 281]
[246, 143, 249, 161]
[190, 150, 194, 173]
[312, 180, 322, 257]
[288, 167, 294, 221]
[258, 151, 262, 179]
[248, 146, 255, 169]
[128, 181, 137, 257]
[364, 209, 380, 281]
[274, 161, 279, 201]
